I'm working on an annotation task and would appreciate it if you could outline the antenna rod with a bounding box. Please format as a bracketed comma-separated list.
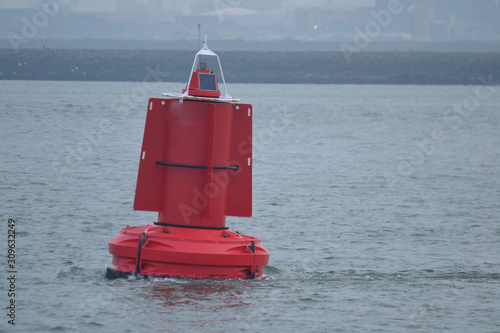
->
[198, 23, 201, 49]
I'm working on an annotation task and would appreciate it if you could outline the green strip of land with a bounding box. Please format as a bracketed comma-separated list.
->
[1, 48, 499, 85]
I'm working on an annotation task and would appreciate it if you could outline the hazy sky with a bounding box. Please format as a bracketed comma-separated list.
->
[0, 0, 37, 9]
[0, 0, 376, 10]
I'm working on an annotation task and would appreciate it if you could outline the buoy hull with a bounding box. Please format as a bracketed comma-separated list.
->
[107, 224, 269, 280]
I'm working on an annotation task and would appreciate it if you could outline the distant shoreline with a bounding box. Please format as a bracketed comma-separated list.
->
[2, 38, 500, 53]
[1, 48, 499, 85]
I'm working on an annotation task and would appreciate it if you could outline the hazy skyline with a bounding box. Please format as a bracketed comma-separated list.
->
[0, 0, 376, 11]
[1, 0, 499, 50]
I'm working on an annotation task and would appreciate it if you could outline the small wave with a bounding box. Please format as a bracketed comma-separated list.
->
[279, 269, 500, 284]
[57, 265, 107, 281]
[264, 265, 282, 275]
[428, 271, 500, 282]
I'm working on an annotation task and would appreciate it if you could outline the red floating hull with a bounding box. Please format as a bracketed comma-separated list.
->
[107, 224, 269, 280]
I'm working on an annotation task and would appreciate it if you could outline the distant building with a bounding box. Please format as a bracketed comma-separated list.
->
[115, 0, 136, 13]
[433, 0, 500, 41]
[67, 0, 115, 13]
[412, 0, 433, 41]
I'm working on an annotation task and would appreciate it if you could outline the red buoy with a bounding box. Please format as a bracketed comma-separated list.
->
[106, 37, 270, 280]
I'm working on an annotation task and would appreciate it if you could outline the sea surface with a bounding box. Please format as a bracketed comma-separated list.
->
[1, 80, 499, 332]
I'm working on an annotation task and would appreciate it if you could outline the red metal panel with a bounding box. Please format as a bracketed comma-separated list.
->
[157, 101, 233, 227]
[134, 99, 252, 220]
[133, 98, 169, 211]
[226, 103, 252, 217]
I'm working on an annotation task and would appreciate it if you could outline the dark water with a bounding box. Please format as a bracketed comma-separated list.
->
[1, 80, 499, 332]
